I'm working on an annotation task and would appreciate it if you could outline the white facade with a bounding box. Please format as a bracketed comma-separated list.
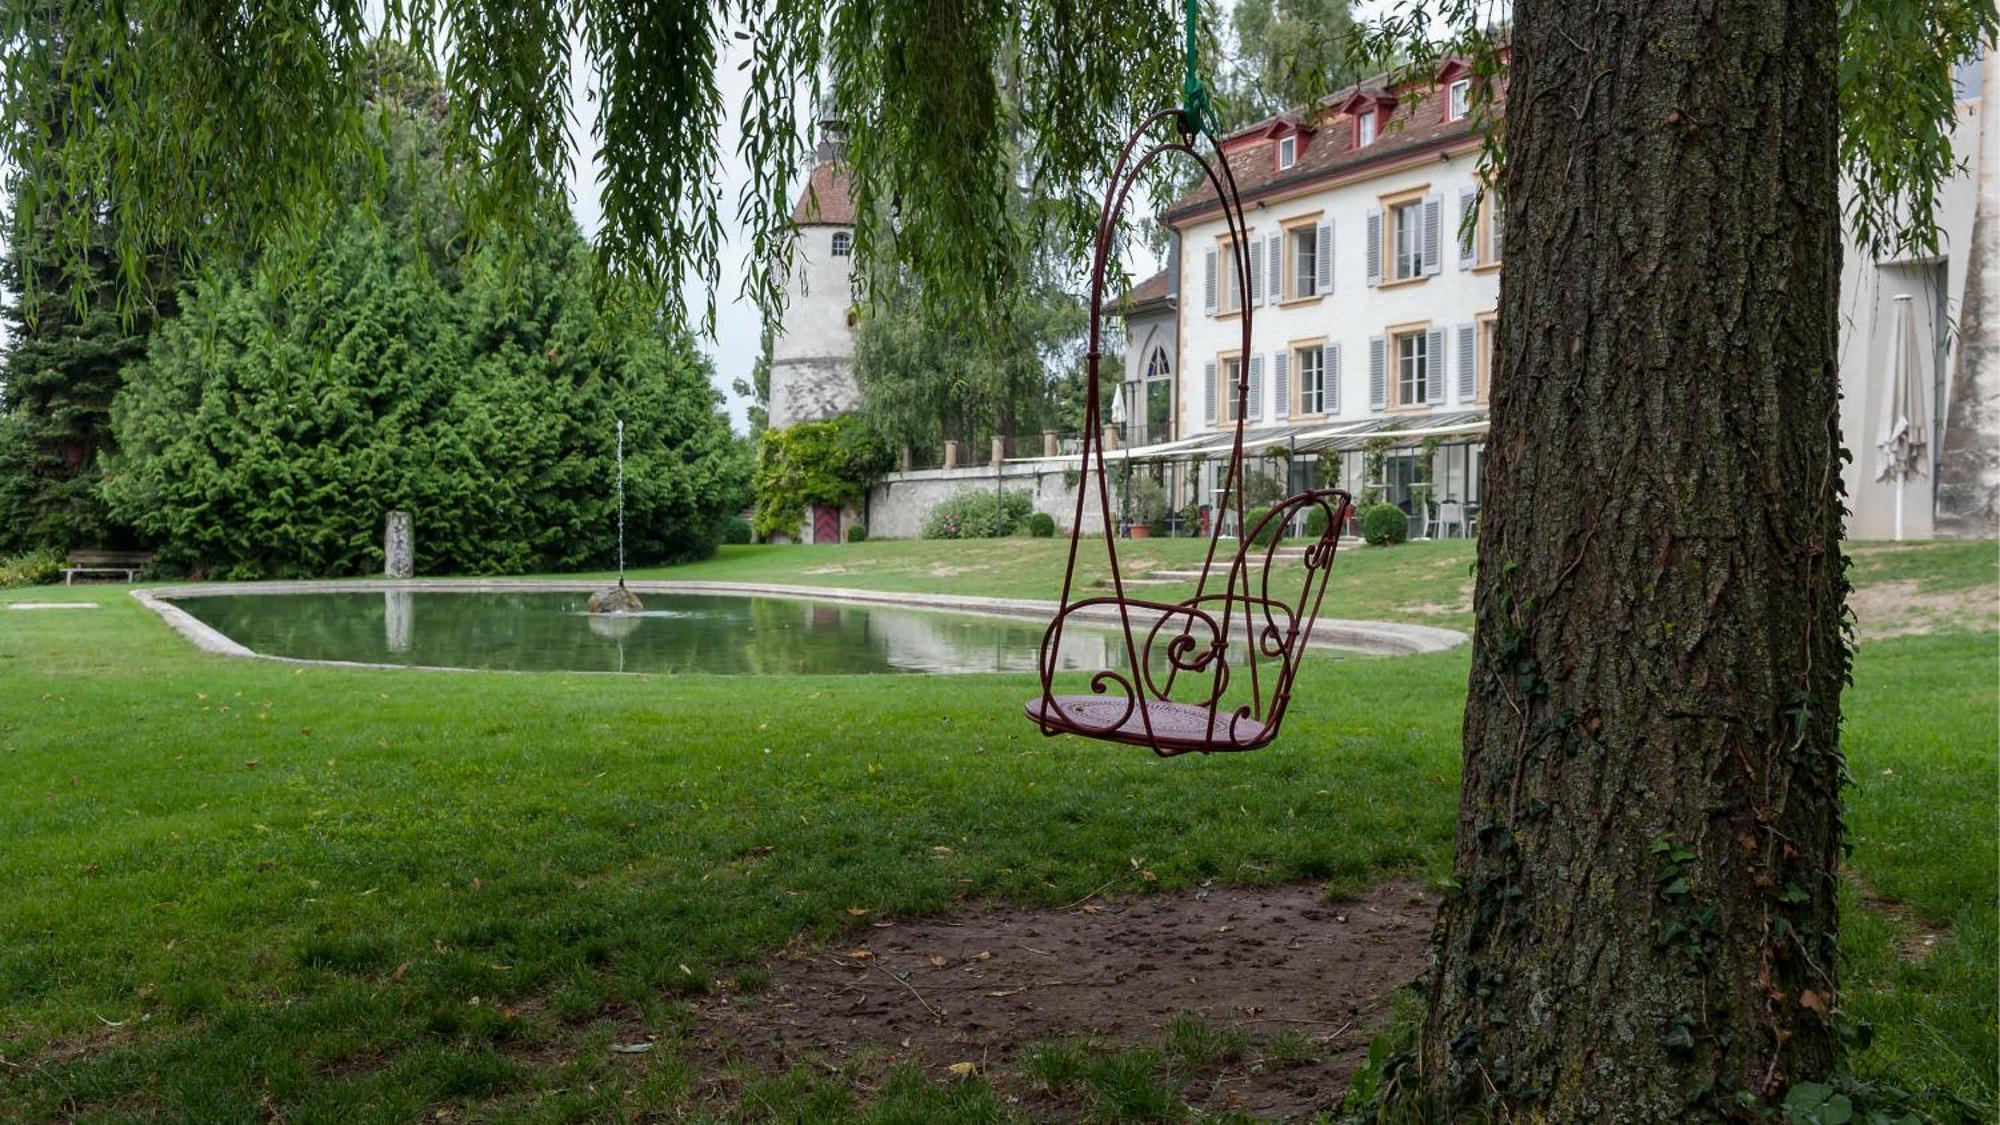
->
[768, 221, 861, 431]
[1173, 144, 1499, 440]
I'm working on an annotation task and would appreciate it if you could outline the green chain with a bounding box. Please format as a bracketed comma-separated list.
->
[1180, 0, 1218, 136]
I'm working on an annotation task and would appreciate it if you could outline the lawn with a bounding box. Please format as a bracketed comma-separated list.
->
[0, 539, 1992, 1121]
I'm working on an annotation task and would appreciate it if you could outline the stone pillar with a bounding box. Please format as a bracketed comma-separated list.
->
[384, 511, 414, 578]
[899, 444, 913, 472]
[991, 435, 1007, 465]
[1102, 425, 1119, 453]
[943, 440, 960, 470]
[383, 590, 413, 653]
[1043, 430, 1059, 457]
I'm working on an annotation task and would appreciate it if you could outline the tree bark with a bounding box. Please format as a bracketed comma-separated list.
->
[1419, 1, 1849, 1119]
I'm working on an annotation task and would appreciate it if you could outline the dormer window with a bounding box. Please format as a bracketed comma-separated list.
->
[1357, 111, 1377, 147]
[1277, 134, 1297, 170]
[1448, 79, 1470, 121]
[830, 230, 852, 257]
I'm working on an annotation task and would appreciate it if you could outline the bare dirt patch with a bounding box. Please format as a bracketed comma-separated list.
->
[1846, 579, 1999, 639]
[695, 880, 1436, 1119]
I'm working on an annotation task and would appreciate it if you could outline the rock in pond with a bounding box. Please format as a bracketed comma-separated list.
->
[587, 585, 644, 614]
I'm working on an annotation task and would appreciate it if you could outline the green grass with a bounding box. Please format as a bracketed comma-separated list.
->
[0, 541, 1992, 1120]
[606, 535, 1481, 630]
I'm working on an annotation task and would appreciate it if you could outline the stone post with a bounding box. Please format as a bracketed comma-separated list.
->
[384, 511, 414, 578]
[1043, 430, 1059, 457]
[991, 435, 1007, 465]
[943, 440, 960, 470]
[899, 444, 913, 473]
[1102, 425, 1119, 453]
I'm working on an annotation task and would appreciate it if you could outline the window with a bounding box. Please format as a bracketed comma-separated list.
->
[1145, 346, 1173, 441]
[1296, 344, 1326, 415]
[1218, 355, 1243, 423]
[1358, 111, 1377, 146]
[1395, 330, 1429, 407]
[1393, 201, 1424, 279]
[1277, 135, 1297, 169]
[830, 230, 852, 257]
[1288, 225, 1318, 299]
[1448, 79, 1470, 121]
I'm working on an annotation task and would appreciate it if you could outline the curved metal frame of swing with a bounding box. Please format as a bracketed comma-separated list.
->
[1026, 107, 1353, 758]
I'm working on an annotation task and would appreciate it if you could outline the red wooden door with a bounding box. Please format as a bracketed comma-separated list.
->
[812, 504, 841, 544]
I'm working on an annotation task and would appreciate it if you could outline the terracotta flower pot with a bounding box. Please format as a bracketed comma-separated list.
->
[1129, 524, 1152, 540]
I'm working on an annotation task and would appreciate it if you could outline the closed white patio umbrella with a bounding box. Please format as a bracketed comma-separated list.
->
[1875, 294, 1929, 541]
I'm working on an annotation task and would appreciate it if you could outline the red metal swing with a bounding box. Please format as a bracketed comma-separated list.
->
[1024, 105, 1352, 758]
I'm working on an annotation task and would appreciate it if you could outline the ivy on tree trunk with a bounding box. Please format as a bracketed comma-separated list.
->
[1419, 0, 1851, 1118]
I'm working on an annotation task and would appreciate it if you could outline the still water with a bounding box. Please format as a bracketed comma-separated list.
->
[172, 589, 1124, 676]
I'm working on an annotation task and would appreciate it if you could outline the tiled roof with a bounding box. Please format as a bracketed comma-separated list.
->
[1162, 68, 1505, 225]
[791, 160, 854, 226]
[1117, 268, 1174, 315]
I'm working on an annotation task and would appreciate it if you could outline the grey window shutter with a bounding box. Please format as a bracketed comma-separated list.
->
[1204, 361, 1217, 423]
[1316, 220, 1333, 293]
[1204, 248, 1218, 315]
[1365, 208, 1382, 286]
[1458, 187, 1478, 268]
[1247, 236, 1264, 306]
[1266, 231, 1283, 302]
[1422, 193, 1444, 276]
[1274, 351, 1290, 419]
[1368, 335, 1387, 410]
[1457, 323, 1477, 402]
[1426, 326, 1447, 403]
[1327, 343, 1342, 413]
[1247, 354, 1264, 421]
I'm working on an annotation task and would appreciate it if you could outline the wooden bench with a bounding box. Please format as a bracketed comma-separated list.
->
[63, 550, 154, 585]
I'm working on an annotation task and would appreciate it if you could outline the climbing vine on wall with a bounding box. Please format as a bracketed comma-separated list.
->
[751, 414, 894, 540]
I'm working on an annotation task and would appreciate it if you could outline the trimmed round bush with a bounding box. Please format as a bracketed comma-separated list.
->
[845, 524, 869, 543]
[1243, 506, 1283, 547]
[1026, 512, 1056, 538]
[1304, 503, 1330, 541]
[1359, 502, 1409, 546]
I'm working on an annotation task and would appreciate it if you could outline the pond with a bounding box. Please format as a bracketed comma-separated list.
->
[170, 589, 1125, 676]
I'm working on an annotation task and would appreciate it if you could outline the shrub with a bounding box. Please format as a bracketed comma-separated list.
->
[1125, 473, 1170, 529]
[1359, 502, 1409, 546]
[920, 489, 1033, 539]
[1243, 506, 1284, 547]
[751, 415, 894, 541]
[0, 548, 64, 589]
[720, 517, 753, 545]
[1026, 511, 1056, 538]
[845, 524, 869, 543]
[1243, 466, 1289, 508]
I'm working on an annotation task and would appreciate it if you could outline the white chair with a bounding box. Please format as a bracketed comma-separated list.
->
[1436, 499, 1467, 539]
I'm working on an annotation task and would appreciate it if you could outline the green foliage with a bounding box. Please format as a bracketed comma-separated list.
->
[0, 547, 63, 588]
[1025, 511, 1056, 538]
[920, 489, 1033, 539]
[95, 84, 742, 579]
[845, 524, 868, 543]
[1244, 505, 1283, 547]
[1243, 465, 1289, 508]
[1305, 501, 1333, 541]
[1224, 0, 1365, 126]
[720, 517, 753, 545]
[1124, 472, 1170, 528]
[750, 414, 894, 540]
[1359, 502, 1408, 547]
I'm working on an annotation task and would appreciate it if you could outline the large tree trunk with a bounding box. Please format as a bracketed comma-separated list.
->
[1419, 1, 1849, 1118]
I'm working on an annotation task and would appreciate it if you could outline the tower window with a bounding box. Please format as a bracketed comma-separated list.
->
[830, 230, 852, 257]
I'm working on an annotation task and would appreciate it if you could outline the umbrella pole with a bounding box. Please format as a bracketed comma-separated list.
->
[1893, 469, 1905, 542]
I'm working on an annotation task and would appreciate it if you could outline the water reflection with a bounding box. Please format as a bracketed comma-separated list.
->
[175, 590, 1125, 677]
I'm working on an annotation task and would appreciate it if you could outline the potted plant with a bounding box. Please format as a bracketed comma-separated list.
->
[1126, 474, 1168, 539]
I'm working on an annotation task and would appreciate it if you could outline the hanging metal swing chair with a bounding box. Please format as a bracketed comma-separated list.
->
[1025, 91, 1353, 758]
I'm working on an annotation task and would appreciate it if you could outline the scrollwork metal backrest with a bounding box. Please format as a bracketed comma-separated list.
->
[1030, 107, 1354, 757]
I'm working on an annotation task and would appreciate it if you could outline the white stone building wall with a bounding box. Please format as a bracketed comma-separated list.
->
[769, 224, 861, 430]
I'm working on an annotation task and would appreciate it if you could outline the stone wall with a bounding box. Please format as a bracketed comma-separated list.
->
[863, 462, 1105, 539]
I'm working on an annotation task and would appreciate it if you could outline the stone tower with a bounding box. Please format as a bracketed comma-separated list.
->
[769, 120, 861, 430]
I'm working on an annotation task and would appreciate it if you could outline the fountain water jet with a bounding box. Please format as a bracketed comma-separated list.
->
[587, 418, 644, 614]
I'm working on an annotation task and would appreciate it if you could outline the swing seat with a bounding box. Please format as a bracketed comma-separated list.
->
[1025, 695, 1271, 753]
[1026, 103, 1355, 757]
